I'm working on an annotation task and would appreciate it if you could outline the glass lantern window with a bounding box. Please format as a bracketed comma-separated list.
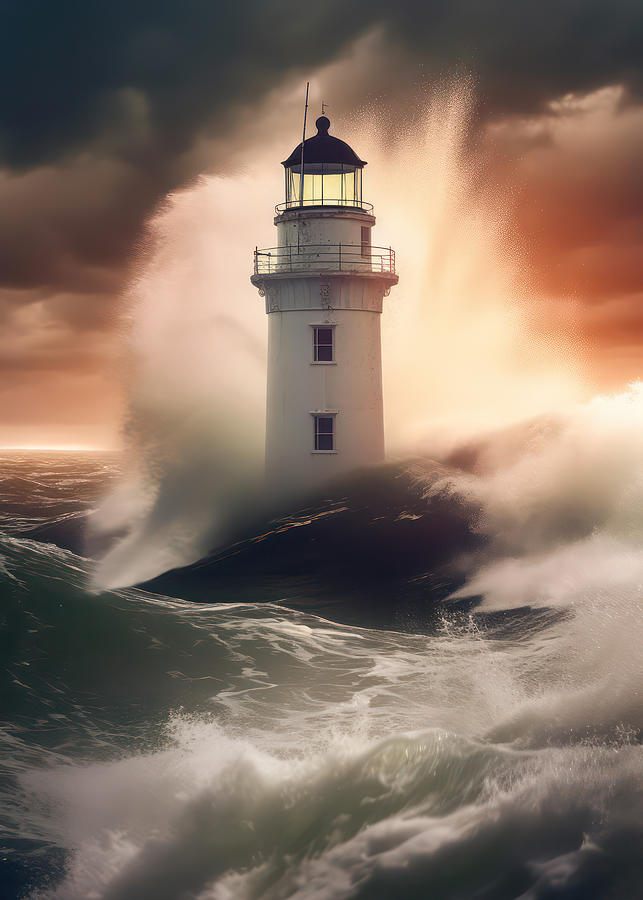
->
[285, 164, 363, 208]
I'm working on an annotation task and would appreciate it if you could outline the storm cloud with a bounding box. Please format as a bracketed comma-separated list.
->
[3, 1, 643, 171]
[2, 0, 643, 442]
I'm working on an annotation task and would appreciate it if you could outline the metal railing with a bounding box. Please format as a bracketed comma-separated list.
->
[254, 243, 396, 276]
[275, 198, 374, 214]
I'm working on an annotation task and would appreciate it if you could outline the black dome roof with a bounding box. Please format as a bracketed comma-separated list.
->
[282, 116, 367, 168]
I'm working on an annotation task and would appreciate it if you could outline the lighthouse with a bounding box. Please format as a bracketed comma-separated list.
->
[251, 113, 398, 492]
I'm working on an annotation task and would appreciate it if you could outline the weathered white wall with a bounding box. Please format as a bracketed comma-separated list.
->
[262, 274, 385, 314]
[276, 208, 375, 249]
[265, 307, 384, 490]
[258, 206, 395, 494]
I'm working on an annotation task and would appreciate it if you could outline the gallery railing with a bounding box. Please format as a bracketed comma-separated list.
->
[254, 243, 396, 276]
[275, 199, 374, 214]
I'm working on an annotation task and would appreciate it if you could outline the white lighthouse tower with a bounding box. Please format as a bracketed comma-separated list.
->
[251, 113, 398, 493]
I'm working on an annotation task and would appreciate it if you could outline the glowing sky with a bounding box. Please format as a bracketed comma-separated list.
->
[1, 3, 642, 448]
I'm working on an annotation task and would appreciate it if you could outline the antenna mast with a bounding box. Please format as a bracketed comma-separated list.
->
[299, 82, 309, 207]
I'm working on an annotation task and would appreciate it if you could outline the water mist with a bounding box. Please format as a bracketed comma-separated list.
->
[91, 178, 268, 589]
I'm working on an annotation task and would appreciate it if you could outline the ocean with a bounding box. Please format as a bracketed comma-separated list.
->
[1, 420, 642, 898]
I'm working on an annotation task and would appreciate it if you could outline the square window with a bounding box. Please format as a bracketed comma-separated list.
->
[313, 326, 334, 362]
[314, 415, 334, 451]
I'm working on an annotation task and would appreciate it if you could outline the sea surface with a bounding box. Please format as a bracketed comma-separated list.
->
[1, 444, 642, 899]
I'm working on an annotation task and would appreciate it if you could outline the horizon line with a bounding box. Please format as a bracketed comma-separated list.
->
[0, 445, 122, 452]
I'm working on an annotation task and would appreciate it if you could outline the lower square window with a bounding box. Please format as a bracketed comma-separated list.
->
[313, 415, 334, 451]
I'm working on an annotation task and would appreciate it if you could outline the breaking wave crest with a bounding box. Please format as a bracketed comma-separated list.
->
[1, 384, 642, 899]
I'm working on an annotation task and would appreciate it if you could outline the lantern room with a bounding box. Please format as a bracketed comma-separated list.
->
[281, 115, 367, 210]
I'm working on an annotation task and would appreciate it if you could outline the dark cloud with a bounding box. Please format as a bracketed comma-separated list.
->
[387, 1, 643, 119]
[3, 1, 643, 171]
[2, 0, 643, 441]
[0, 6, 639, 265]
[0, 160, 151, 292]
[2, 1, 643, 298]
[0, 0, 372, 170]
[0, 0, 382, 334]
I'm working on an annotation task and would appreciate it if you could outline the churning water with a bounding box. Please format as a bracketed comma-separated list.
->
[2, 385, 643, 898]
